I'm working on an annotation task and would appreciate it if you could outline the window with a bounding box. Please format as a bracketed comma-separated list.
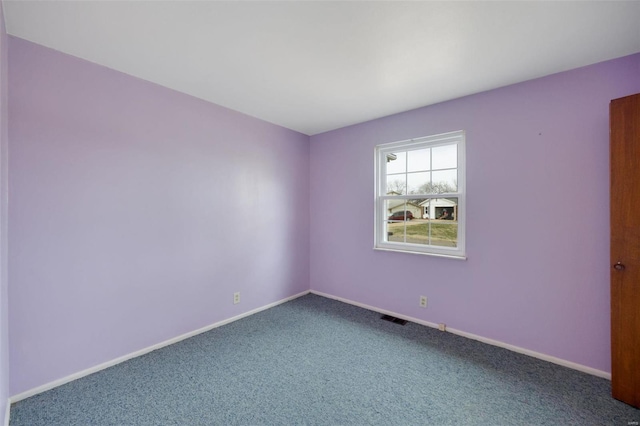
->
[374, 131, 466, 258]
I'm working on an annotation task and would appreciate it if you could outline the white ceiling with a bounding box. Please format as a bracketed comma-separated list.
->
[3, 1, 640, 135]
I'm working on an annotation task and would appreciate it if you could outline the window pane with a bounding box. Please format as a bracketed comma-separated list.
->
[386, 175, 406, 195]
[407, 172, 430, 194]
[385, 200, 417, 221]
[407, 148, 430, 172]
[432, 197, 457, 221]
[386, 221, 406, 243]
[385, 199, 408, 243]
[386, 151, 406, 174]
[431, 222, 458, 247]
[432, 144, 457, 170]
[431, 197, 458, 247]
[404, 216, 430, 245]
[431, 169, 457, 192]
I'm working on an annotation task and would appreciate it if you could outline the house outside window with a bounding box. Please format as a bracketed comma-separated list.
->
[374, 131, 466, 258]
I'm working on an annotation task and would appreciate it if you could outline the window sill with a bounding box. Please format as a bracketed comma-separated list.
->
[373, 246, 467, 260]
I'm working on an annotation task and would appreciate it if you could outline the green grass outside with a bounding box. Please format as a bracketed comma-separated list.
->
[387, 220, 457, 246]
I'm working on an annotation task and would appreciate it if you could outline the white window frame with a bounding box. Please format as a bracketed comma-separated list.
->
[374, 130, 466, 259]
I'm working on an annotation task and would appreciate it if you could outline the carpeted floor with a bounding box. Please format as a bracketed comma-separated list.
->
[10, 294, 640, 425]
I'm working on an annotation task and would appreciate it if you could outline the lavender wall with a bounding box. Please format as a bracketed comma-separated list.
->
[8, 37, 310, 395]
[310, 53, 640, 373]
[0, 1, 9, 419]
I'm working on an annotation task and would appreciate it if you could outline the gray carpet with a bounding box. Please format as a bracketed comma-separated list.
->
[10, 294, 639, 425]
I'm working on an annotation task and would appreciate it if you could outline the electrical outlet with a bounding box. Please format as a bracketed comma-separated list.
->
[233, 292, 240, 305]
[419, 295, 427, 308]
[438, 323, 446, 332]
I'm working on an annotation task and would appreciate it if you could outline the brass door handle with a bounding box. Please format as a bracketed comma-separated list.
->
[613, 262, 625, 271]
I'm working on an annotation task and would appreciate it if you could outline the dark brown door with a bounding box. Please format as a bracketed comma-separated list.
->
[610, 93, 640, 408]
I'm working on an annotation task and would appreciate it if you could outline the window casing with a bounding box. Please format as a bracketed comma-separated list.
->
[374, 131, 466, 258]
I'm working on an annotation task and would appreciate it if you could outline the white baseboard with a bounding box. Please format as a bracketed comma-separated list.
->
[445, 326, 610, 379]
[10, 290, 310, 403]
[9, 288, 610, 406]
[309, 290, 611, 380]
[310, 290, 441, 330]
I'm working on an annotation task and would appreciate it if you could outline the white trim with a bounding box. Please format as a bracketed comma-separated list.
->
[445, 327, 611, 379]
[376, 131, 463, 150]
[374, 130, 466, 258]
[309, 290, 610, 380]
[373, 246, 467, 260]
[9, 290, 310, 403]
[3, 398, 9, 426]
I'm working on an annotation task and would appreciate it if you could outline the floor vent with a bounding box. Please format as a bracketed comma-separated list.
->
[381, 315, 408, 325]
